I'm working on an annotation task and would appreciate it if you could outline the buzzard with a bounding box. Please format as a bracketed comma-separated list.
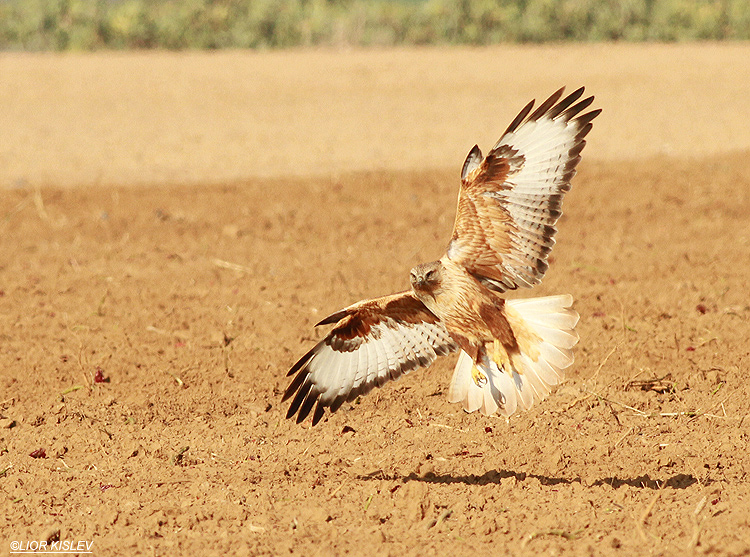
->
[283, 87, 600, 425]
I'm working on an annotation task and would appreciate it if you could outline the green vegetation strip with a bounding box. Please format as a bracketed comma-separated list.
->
[2, 0, 750, 51]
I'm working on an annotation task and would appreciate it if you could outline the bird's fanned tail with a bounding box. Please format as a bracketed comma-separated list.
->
[447, 294, 579, 417]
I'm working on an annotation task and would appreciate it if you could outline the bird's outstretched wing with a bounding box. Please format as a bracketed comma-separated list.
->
[446, 87, 601, 292]
[283, 292, 458, 425]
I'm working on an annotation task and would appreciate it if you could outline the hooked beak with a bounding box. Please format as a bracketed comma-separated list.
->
[413, 279, 437, 302]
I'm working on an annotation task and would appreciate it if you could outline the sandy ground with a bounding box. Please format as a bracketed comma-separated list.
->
[1, 44, 750, 556]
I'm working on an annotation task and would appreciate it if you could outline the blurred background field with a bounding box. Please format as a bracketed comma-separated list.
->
[2, 0, 750, 51]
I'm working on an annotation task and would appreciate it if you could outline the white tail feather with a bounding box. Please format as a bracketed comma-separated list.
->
[447, 295, 579, 417]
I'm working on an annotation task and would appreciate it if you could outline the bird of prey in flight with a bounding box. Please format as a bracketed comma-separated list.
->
[283, 87, 600, 426]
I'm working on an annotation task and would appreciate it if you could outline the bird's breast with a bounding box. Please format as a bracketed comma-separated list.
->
[427, 262, 499, 344]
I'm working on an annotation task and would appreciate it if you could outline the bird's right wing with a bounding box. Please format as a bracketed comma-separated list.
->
[446, 87, 600, 292]
[283, 292, 458, 425]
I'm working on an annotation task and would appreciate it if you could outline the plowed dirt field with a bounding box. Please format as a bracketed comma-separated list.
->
[1, 44, 749, 556]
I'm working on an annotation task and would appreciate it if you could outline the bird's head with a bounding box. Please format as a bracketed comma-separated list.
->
[409, 261, 444, 300]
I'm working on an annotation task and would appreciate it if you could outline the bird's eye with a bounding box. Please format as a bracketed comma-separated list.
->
[426, 270, 436, 280]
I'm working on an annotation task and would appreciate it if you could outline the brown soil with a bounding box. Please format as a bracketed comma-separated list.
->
[1, 45, 750, 556]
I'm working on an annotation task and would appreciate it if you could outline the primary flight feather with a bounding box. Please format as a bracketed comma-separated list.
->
[283, 87, 600, 425]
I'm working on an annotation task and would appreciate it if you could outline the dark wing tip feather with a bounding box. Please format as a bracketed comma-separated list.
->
[561, 96, 595, 122]
[547, 88, 585, 120]
[528, 87, 568, 121]
[286, 379, 314, 419]
[502, 98, 536, 136]
[569, 140, 586, 159]
[316, 309, 351, 326]
[575, 109, 602, 135]
[283, 356, 312, 397]
[286, 343, 317, 377]
[312, 401, 326, 426]
[329, 395, 347, 414]
[578, 124, 593, 141]
[296, 389, 319, 424]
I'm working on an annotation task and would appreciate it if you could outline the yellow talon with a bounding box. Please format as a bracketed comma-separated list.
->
[472, 367, 488, 387]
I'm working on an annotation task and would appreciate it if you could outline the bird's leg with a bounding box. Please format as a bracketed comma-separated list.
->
[471, 345, 488, 387]
[492, 339, 514, 375]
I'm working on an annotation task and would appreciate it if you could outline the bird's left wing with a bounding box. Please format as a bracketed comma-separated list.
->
[446, 87, 601, 292]
[283, 292, 458, 425]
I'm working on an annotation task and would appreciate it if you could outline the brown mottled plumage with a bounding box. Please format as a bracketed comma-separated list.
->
[283, 87, 600, 425]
